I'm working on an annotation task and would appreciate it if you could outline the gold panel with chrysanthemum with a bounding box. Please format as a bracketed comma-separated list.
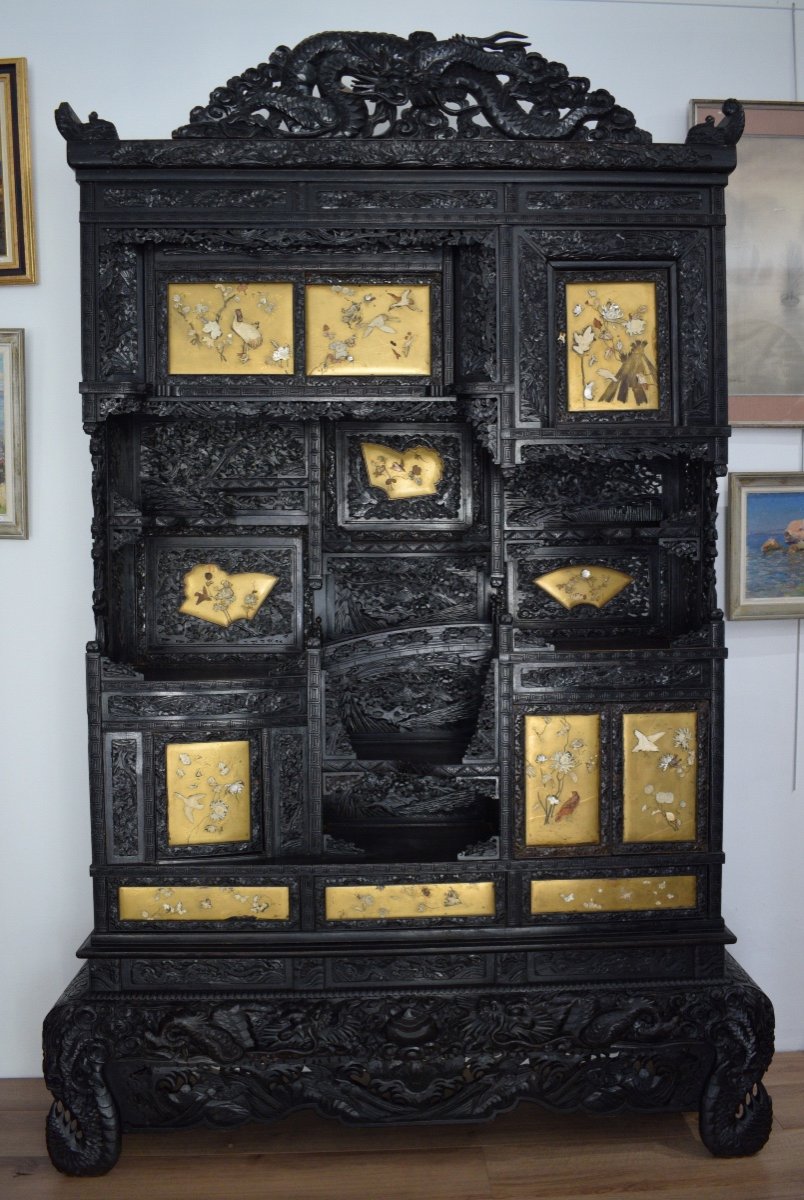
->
[524, 714, 600, 846]
[622, 712, 698, 843]
[565, 281, 659, 411]
[179, 563, 278, 629]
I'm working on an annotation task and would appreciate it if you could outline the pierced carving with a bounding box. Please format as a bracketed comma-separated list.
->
[108, 738, 140, 858]
[97, 244, 139, 379]
[326, 555, 483, 639]
[273, 730, 306, 854]
[174, 32, 649, 144]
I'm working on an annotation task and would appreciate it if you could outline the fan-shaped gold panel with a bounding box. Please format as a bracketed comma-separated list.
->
[533, 564, 633, 610]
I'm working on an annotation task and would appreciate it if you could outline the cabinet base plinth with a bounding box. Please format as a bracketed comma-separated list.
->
[42, 953, 773, 1175]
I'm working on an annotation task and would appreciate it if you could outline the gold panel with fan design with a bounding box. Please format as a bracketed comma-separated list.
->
[179, 563, 278, 628]
[360, 442, 444, 500]
[533, 565, 633, 610]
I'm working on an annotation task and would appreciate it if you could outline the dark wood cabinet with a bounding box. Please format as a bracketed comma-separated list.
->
[43, 31, 773, 1175]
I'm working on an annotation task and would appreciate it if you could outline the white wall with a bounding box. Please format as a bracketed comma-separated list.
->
[1, 0, 802, 1077]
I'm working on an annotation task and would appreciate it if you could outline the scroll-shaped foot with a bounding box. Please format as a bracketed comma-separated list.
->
[699, 1071, 772, 1157]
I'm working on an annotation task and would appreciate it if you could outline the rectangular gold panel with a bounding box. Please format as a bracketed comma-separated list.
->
[166, 740, 251, 846]
[524, 714, 600, 845]
[530, 875, 697, 914]
[305, 283, 431, 376]
[566, 280, 659, 411]
[168, 282, 294, 375]
[622, 712, 698, 842]
[325, 881, 495, 921]
[119, 886, 290, 921]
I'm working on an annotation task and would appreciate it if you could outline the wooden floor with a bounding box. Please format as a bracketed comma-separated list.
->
[1, 1054, 801, 1199]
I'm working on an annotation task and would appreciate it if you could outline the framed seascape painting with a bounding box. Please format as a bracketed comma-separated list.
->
[0, 330, 27, 538]
[0, 59, 36, 284]
[728, 473, 804, 619]
[691, 101, 804, 425]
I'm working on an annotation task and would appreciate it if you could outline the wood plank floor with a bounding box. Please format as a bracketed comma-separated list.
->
[1, 1054, 801, 1199]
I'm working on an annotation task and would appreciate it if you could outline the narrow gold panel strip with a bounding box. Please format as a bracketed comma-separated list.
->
[524, 714, 600, 846]
[622, 712, 698, 843]
[119, 886, 290, 921]
[325, 882, 495, 921]
[530, 875, 697, 914]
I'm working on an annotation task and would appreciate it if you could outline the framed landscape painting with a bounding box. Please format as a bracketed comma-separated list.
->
[0, 329, 27, 538]
[728, 473, 804, 618]
[691, 101, 804, 424]
[0, 59, 36, 284]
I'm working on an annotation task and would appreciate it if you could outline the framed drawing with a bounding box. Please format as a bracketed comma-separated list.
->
[0, 329, 27, 538]
[691, 101, 804, 424]
[728, 472, 804, 618]
[0, 60, 36, 284]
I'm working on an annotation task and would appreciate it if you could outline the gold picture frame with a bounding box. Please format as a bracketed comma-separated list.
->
[0, 60, 36, 284]
[167, 281, 294, 375]
[691, 101, 804, 425]
[305, 282, 431, 376]
[0, 329, 27, 538]
[566, 280, 659, 411]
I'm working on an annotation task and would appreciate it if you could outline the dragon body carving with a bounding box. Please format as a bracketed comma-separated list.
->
[175, 31, 649, 143]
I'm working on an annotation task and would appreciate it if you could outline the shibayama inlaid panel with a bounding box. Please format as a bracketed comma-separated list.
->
[622, 711, 698, 842]
[523, 714, 601, 846]
[168, 282, 295, 375]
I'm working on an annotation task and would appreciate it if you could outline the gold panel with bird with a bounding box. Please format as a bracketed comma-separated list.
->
[166, 739, 251, 846]
[305, 282, 431, 375]
[524, 714, 601, 846]
[324, 881, 495, 921]
[167, 281, 294, 375]
[533, 564, 634, 610]
[622, 711, 698, 842]
[565, 280, 659, 411]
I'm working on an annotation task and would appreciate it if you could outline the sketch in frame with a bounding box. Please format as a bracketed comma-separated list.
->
[565, 280, 659, 411]
[692, 101, 804, 425]
[305, 282, 431, 376]
[728, 472, 804, 618]
[167, 282, 294, 375]
[0, 60, 36, 284]
[0, 329, 27, 538]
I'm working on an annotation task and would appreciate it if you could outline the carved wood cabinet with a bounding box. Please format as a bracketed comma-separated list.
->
[43, 33, 774, 1174]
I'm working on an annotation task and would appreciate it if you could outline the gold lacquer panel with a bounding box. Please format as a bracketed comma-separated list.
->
[305, 283, 431, 375]
[168, 282, 294, 375]
[524, 714, 600, 846]
[179, 563, 278, 628]
[119, 886, 290, 921]
[533, 565, 633, 610]
[166, 740, 251, 846]
[324, 882, 495, 921]
[622, 711, 698, 842]
[360, 442, 444, 500]
[566, 281, 659, 411]
[530, 875, 697, 914]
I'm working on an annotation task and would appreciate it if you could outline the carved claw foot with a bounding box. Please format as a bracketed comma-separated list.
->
[43, 972, 121, 1176]
[699, 1072, 773, 1157]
